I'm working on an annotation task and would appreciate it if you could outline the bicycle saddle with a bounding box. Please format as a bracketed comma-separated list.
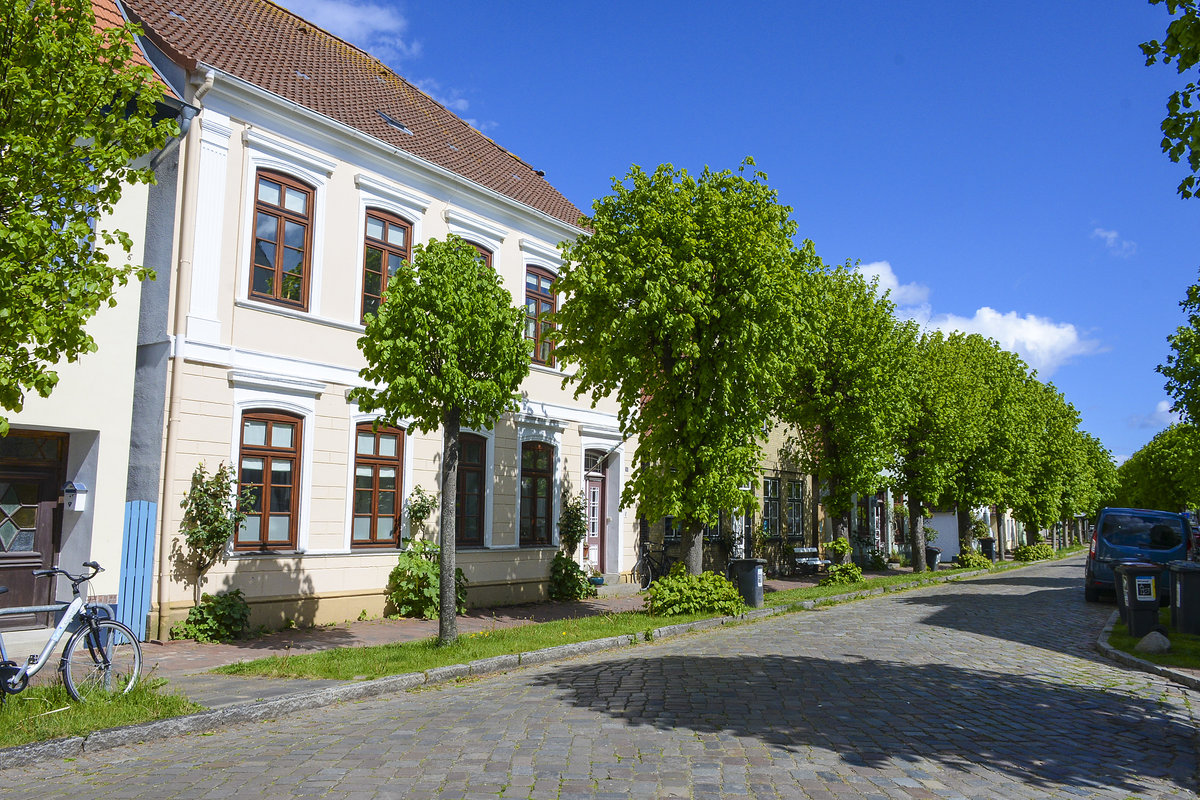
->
[0, 586, 7, 595]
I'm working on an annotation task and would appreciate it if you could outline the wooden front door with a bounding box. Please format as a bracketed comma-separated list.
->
[0, 470, 59, 630]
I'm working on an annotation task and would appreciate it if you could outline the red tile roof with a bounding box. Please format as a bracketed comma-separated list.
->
[94, 0, 178, 99]
[119, 0, 584, 228]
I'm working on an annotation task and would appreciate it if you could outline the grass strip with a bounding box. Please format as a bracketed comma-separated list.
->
[213, 610, 717, 681]
[0, 679, 203, 749]
[1107, 607, 1200, 671]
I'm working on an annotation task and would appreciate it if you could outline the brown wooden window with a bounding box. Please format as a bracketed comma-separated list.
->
[763, 477, 781, 539]
[361, 210, 412, 322]
[237, 411, 302, 550]
[251, 171, 314, 310]
[786, 480, 805, 539]
[353, 423, 405, 548]
[519, 441, 554, 547]
[524, 267, 555, 366]
[456, 434, 486, 547]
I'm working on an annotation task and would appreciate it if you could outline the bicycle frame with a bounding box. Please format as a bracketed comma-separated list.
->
[0, 595, 85, 690]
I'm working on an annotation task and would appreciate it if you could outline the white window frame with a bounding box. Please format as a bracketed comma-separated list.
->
[236, 130, 335, 316]
[229, 375, 319, 554]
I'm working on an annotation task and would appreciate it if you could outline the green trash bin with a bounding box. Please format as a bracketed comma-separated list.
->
[1115, 561, 1164, 638]
[1169, 560, 1200, 635]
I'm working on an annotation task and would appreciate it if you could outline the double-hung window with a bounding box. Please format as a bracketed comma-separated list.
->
[786, 480, 805, 539]
[352, 423, 404, 548]
[237, 412, 302, 550]
[762, 478, 781, 538]
[251, 171, 313, 309]
[524, 268, 555, 366]
[456, 434, 486, 547]
[519, 441, 554, 546]
[361, 210, 411, 322]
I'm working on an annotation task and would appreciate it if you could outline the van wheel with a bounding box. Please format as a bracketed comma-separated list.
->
[1084, 584, 1100, 603]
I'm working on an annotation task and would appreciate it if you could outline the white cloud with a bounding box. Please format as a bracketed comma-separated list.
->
[925, 307, 1102, 377]
[1091, 227, 1137, 258]
[855, 261, 930, 306]
[857, 262, 1101, 377]
[1129, 399, 1181, 429]
[273, 0, 421, 64]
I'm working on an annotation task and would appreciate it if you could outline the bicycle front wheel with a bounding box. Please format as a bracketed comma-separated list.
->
[61, 619, 142, 702]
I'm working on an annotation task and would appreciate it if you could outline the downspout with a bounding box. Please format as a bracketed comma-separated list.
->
[154, 70, 214, 641]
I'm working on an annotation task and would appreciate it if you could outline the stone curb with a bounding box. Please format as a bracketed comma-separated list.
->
[0, 562, 1012, 768]
[1093, 610, 1200, 693]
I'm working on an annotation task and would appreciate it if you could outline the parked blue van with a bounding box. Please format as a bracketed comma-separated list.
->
[1084, 507, 1193, 602]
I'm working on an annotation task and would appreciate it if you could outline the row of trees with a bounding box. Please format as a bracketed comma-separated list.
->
[553, 161, 1116, 575]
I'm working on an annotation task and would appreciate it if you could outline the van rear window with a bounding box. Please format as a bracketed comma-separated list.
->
[1100, 514, 1184, 550]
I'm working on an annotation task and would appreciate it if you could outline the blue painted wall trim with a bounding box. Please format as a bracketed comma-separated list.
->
[118, 501, 157, 640]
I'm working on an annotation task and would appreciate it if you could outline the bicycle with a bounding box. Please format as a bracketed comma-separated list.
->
[0, 561, 141, 703]
[632, 540, 679, 590]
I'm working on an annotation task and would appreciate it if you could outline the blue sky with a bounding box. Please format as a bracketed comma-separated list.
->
[277, 0, 1199, 463]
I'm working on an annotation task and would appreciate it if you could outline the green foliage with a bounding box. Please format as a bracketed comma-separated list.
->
[643, 563, 746, 616]
[170, 589, 250, 643]
[406, 486, 438, 532]
[178, 462, 250, 604]
[955, 550, 993, 570]
[866, 549, 889, 570]
[349, 235, 530, 434]
[1159, 272, 1200, 424]
[826, 537, 851, 558]
[385, 540, 468, 620]
[1142, 0, 1200, 198]
[970, 517, 991, 541]
[1113, 423, 1200, 511]
[554, 159, 809, 573]
[351, 235, 527, 643]
[548, 551, 598, 601]
[558, 493, 588, 557]
[820, 563, 864, 586]
[0, 0, 177, 431]
[1012, 542, 1055, 562]
[783, 265, 918, 527]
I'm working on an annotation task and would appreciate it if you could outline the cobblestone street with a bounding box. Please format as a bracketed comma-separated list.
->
[2, 556, 1195, 799]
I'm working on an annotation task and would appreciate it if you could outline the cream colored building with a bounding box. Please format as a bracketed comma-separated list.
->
[123, 0, 636, 637]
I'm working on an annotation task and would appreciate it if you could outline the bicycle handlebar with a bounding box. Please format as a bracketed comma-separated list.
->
[31, 562, 104, 584]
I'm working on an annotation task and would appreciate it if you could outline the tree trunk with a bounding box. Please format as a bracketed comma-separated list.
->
[957, 504, 972, 552]
[993, 505, 1007, 561]
[438, 406, 461, 646]
[680, 518, 704, 574]
[908, 495, 928, 572]
[809, 470, 821, 548]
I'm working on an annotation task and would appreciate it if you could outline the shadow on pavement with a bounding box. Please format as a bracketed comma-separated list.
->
[531, 653, 1195, 796]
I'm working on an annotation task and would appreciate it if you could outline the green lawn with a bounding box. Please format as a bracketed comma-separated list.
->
[215, 610, 719, 681]
[1107, 606, 1200, 671]
[0, 679, 203, 749]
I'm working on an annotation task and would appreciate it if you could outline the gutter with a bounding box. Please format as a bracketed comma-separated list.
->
[153, 70, 214, 642]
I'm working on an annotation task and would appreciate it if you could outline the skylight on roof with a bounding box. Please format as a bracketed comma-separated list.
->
[376, 110, 413, 136]
[167, 9, 187, 21]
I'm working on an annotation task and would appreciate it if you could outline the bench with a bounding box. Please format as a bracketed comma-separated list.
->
[794, 546, 831, 574]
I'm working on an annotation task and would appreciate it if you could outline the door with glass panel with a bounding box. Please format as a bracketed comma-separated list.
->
[584, 450, 606, 573]
[0, 470, 59, 630]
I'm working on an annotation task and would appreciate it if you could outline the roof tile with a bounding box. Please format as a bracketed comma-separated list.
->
[120, 0, 583, 228]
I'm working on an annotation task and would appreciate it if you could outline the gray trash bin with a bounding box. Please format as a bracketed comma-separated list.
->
[1115, 561, 1164, 638]
[1169, 560, 1200, 635]
[727, 558, 766, 608]
[925, 546, 942, 571]
[979, 538, 995, 562]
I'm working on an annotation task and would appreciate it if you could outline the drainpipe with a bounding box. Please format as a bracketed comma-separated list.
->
[153, 70, 214, 641]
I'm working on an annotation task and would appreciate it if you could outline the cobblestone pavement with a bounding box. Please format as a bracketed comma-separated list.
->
[2, 556, 1196, 799]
